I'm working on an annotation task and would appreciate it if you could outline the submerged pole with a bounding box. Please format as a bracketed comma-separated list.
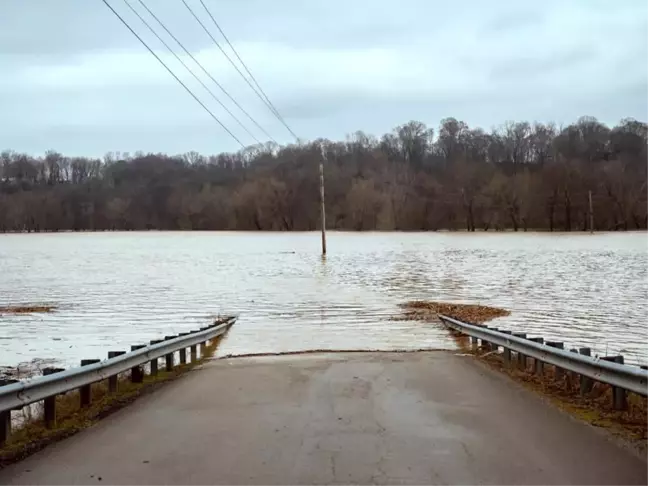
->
[588, 190, 594, 234]
[319, 161, 327, 256]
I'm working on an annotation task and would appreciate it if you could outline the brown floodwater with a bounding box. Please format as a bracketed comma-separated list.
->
[0, 231, 646, 370]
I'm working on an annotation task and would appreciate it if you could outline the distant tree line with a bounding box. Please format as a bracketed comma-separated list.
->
[1, 116, 646, 232]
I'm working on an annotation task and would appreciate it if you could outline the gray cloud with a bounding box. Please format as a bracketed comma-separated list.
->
[1, 0, 646, 156]
[488, 46, 597, 80]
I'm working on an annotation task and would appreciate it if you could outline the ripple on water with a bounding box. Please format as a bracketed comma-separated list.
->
[0, 231, 646, 369]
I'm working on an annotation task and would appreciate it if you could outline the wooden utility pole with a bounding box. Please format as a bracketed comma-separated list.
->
[319, 162, 327, 255]
[588, 190, 594, 234]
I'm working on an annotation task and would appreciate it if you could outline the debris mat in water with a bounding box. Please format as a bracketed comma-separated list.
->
[0, 305, 56, 315]
[397, 301, 510, 324]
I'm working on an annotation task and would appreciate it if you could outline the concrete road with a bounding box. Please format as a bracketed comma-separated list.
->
[0, 352, 645, 485]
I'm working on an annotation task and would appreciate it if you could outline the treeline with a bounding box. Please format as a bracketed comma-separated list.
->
[1, 116, 646, 232]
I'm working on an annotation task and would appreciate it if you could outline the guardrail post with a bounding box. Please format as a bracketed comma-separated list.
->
[164, 336, 175, 371]
[578, 347, 593, 395]
[613, 356, 628, 411]
[490, 329, 500, 353]
[470, 336, 478, 351]
[546, 342, 565, 381]
[43, 367, 65, 428]
[130, 345, 146, 383]
[107, 351, 126, 392]
[0, 409, 8, 447]
[513, 333, 527, 370]
[500, 331, 512, 366]
[601, 355, 628, 410]
[80, 359, 100, 407]
[191, 344, 198, 362]
[528, 338, 544, 376]
[149, 340, 163, 376]
[178, 333, 190, 364]
[482, 327, 493, 352]
[0, 379, 18, 446]
[568, 349, 579, 386]
[200, 340, 207, 357]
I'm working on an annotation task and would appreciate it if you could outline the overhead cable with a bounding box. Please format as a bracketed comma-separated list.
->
[198, 0, 295, 138]
[181, 0, 299, 141]
[101, 0, 246, 148]
[136, 0, 278, 144]
[122, 0, 261, 145]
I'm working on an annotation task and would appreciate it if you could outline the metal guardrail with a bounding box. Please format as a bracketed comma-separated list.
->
[0, 316, 236, 444]
[438, 314, 648, 398]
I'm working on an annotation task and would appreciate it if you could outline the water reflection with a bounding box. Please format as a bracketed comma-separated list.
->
[0, 231, 646, 368]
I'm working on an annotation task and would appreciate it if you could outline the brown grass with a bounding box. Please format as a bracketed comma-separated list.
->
[396, 300, 510, 323]
[0, 337, 223, 469]
[0, 305, 56, 314]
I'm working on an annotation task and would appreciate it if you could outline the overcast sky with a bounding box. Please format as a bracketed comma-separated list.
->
[1, 0, 646, 156]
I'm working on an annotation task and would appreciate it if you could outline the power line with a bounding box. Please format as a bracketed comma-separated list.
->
[100, 0, 246, 149]
[198, 0, 292, 134]
[135, 0, 277, 144]
[122, 0, 261, 145]
[181, 0, 299, 141]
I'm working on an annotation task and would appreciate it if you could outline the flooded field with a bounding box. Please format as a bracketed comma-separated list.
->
[0, 231, 646, 372]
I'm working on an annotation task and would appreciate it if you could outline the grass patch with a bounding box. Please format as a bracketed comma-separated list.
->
[0, 336, 223, 469]
[396, 300, 510, 323]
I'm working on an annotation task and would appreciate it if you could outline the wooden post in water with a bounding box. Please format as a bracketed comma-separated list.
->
[319, 161, 327, 256]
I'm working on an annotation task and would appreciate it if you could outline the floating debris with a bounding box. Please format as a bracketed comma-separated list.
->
[0, 305, 56, 315]
[396, 301, 509, 324]
[0, 358, 61, 380]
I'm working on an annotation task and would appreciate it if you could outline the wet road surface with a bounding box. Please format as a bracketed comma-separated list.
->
[0, 351, 645, 485]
